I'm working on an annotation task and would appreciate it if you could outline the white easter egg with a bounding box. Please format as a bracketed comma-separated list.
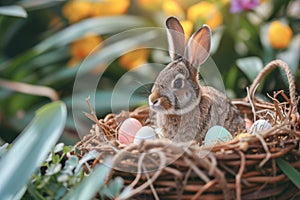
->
[133, 126, 156, 144]
[203, 125, 233, 146]
[118, 118, 142, 145]
[249, 119, 271, 134]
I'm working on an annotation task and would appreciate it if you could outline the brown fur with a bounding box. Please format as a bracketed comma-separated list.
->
[153, 87, 244, 144]
[149, 17, 245, 144]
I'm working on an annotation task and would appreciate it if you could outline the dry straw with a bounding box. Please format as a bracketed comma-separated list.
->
[74, 59, 300, 200]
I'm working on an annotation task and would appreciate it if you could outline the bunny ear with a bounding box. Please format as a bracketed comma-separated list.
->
[166, 17, 185, 60]
[184, 25, 211, 69]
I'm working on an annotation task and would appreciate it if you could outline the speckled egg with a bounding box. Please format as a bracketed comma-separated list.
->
[134, 126, 156, 144]
[118, 118, 142, 144]
[249, 119, 272, 134]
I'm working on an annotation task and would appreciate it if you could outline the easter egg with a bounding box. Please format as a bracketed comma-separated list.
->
[249, 119, 271, 134]
[133, 126, 156, 144]
[203, 125, 233, 146]
[244, 118, 253, 132]
[118, 118, 142, 144]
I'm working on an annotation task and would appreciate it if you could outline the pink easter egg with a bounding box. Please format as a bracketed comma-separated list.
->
[118, 118, 142, 144]
[244, 118, 253, 132]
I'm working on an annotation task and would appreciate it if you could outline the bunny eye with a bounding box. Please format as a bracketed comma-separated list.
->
[173, 78, 184, 89]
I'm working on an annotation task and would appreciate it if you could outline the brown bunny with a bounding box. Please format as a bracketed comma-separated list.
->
[149, 17, 244, 143]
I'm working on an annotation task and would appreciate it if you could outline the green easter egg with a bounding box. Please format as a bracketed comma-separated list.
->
[203, 125, 233, 146]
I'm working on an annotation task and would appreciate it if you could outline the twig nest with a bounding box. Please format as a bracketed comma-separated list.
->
[249, 119, 272, 134]
[203, 125, 233, 146]
[235, 133, 253, 141]
[118, 118, 142, 144]
[234, 133, 253, 151]
[133, 126, 156, 144]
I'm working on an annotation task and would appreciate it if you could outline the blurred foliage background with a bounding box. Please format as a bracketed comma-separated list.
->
[0, 0, 300, 145]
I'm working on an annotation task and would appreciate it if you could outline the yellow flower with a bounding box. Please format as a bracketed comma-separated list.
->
[119, 49, 149, 70]
[268, 21, 293, 50]
[69, 34, 102, 66]
[180, 20, 193, 38]
[62, 0, 92, 23]
[162, 0, 185, 19]
[138, 0, 162, 11]
[187, 1, 223, 30]
[90, 0, 130, 16]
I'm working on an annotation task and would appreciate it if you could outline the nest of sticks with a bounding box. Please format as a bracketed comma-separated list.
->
[74, 60, 300, 200]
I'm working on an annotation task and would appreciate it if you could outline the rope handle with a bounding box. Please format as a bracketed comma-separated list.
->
[249, 59, 298, 116]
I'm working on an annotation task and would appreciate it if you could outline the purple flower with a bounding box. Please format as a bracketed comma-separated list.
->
[230, 0, 259, 13]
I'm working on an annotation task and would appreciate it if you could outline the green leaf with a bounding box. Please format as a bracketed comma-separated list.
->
[69, 90, 147, 113]
[0, 143, 9, 158]
[52, 154, 60, 165]
[1, 49, 38, 78]
[53, 143, 65, 154]
[63, 157, 113, 200]
[0, 5, 27, 18]
[278, 34, 300, 77]
[55, 187, 67, 200]
[259, 22, 274, 61]
[35, 16, 149, 53]
[236, 56, 263, 82]
[46, 163, 62, 176]
[276, 158, 300, 189]
[211, 27, 224, 54]
[0, 101, 67, 199]
[64, 156, 79, 171]
[40, 31, 159, 85]
[11, 185, 27, 200]
[101, 177, 124, 198]
[118, 186, 133, 200]
[20, 0, 63, 10]
[28, 47, 70, 69]
[77, 31, 158, 73]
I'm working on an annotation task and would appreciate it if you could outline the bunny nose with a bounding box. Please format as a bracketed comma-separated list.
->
[150, 98, 160, 106]
[152, 99, 159, 105]
[149, 92, 160, 106]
